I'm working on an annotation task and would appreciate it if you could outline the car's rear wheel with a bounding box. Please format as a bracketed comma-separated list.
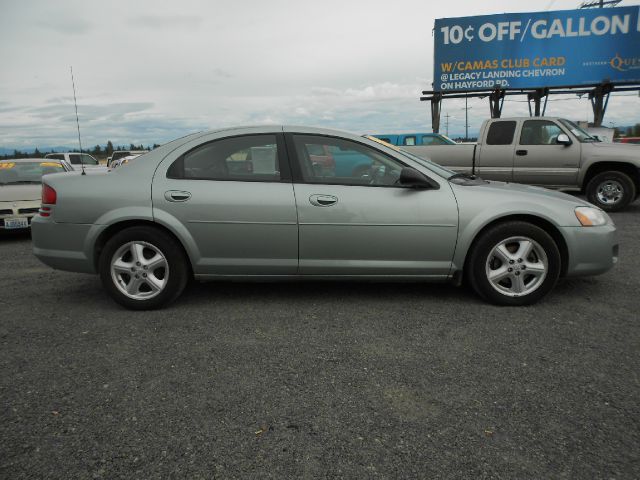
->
[467, 221, 561, 306]
[99, 226, 189, 310]
[585, 170, 635, 212]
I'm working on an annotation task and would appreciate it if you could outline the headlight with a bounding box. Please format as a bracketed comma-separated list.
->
[575, 206, 610, 226]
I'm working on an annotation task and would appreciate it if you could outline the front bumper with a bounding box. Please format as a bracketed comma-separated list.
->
[0, 200, 40, 230]
[560, 224, 618, 277]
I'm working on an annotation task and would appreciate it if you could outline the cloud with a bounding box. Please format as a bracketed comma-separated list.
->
[127, 14, 203, 29]
[37, 18, 92, 35]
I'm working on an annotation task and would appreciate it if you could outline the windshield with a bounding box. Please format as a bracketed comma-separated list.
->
[397, 149, 457, 178]
[0, 161, 66, 184]
[559, 119, 598, 143]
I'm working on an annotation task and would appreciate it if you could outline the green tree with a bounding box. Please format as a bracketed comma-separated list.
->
[106, 141, 114, 156]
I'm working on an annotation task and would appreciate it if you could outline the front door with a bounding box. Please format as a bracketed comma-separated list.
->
[286, 133, 458, 276]
[513, 119, 581, 187]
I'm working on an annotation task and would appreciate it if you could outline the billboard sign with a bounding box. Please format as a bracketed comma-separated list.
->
[433, 7, 640, 92]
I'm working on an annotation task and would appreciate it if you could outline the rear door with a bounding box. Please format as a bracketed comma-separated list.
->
[286, 133, 458, 276]
[513, 119, 580, 187]
[152, 132, 298, 275]
[477, 120, 517, 182]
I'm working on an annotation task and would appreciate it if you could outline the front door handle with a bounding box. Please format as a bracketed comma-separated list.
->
[165, 190, 191, 202]
[309, 194, 338, 207]
[516, 149, 528, 156]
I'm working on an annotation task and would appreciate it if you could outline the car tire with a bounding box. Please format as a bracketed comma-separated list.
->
[585, 170, 635, 212]
[98, 226, 190, 310]
[466, 221, 561, 306]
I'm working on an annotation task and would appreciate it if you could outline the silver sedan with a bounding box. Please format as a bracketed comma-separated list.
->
[31, 126, 618, 309]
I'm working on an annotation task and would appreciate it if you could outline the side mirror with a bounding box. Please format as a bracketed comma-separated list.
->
[556, 134, 572, 146]
[399, 167, 437, 189]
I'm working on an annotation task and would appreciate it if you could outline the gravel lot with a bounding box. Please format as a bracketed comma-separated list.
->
[1, 201, 639, 479]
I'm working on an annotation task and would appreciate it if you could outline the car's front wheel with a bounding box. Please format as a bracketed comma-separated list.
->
[99, 226, 190, 310]
[467, 221, 561, 306]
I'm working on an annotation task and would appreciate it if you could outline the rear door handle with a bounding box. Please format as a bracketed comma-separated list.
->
[165, 190, 191, 202]
[309, 194, 338, 207]
[516, 150, 528, 156]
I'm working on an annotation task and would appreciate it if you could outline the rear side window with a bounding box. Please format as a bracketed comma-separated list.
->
[486, 121, 517, 145]
[168, 134, 280, 182]
[403, 136, 416, 146]
[422, 136, 447, 145]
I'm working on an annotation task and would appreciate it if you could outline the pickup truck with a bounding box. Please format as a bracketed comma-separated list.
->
[372, 132, 456, 146]
[44, 152, 103, 171]
[402, 117, 640, 211]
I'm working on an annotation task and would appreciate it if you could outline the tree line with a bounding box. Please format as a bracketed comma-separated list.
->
[1, 141, 162, 160]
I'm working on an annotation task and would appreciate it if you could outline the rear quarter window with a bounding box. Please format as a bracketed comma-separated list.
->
[486, 121, 517, 145]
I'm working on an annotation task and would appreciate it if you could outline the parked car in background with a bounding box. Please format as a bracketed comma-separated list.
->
[107, 150, 148, 167]
[616, 137, 640, 145]
[45, 152, 105, 171]
[0, 158, 72, 231]
[401, 117, 640, 211]
[32, 126, 617, 310]
[372, 132, 457, 146]
[110, 154, 142, 169]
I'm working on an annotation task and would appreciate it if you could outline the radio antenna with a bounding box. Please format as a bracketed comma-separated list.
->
[70, 66, 86, 175]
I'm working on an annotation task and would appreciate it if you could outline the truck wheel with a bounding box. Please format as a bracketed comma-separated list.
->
[585, 171, 635, 212]
[99, 226, 190, 310]
[467, 221, 561, 306]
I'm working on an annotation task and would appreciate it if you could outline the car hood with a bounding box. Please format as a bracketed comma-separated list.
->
[479, 181, 589, 205]
[0, 184, 41, 202]
[583, 141, 640, 163]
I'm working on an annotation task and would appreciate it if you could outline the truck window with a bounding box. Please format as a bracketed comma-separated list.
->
[403, 136, 416, 146]
[422, 136, 447, 145]
[486, 121, 516, 145]
[520, 120, 564, 145]
[46, 154, 64, 160]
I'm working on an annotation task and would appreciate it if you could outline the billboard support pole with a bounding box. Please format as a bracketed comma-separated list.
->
[431, 93, 442, 133]
[527, 88, 549, 117]
[589, 83, 612, 127]
[489, 89, 505, 118]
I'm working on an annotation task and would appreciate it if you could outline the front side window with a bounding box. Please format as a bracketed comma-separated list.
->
[292, 135, 404, 187]
[168, 134, 280, 181]
[486, 121, 516, 145]
[520, 120, 565, 145]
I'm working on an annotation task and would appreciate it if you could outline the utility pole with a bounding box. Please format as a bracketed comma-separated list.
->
[444, 113, 450, 137]
[465, 95, 469, 141]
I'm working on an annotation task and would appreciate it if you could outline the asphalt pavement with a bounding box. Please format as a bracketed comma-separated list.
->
[1, 202, 639, 479]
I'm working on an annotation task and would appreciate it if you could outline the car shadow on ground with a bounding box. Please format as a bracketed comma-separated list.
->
[0, 230, 31, 243]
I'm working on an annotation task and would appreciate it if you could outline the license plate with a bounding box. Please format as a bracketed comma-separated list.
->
[4, 217, 29, 229]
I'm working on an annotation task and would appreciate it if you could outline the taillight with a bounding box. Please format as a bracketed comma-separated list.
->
[42, 183, 57, 205]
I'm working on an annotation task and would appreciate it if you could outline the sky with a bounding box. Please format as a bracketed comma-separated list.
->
[1, 0, 639, 150]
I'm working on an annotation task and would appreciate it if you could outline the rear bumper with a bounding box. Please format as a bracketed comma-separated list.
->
[31, 216, 99, 274]
[560, 224, 618, 277]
